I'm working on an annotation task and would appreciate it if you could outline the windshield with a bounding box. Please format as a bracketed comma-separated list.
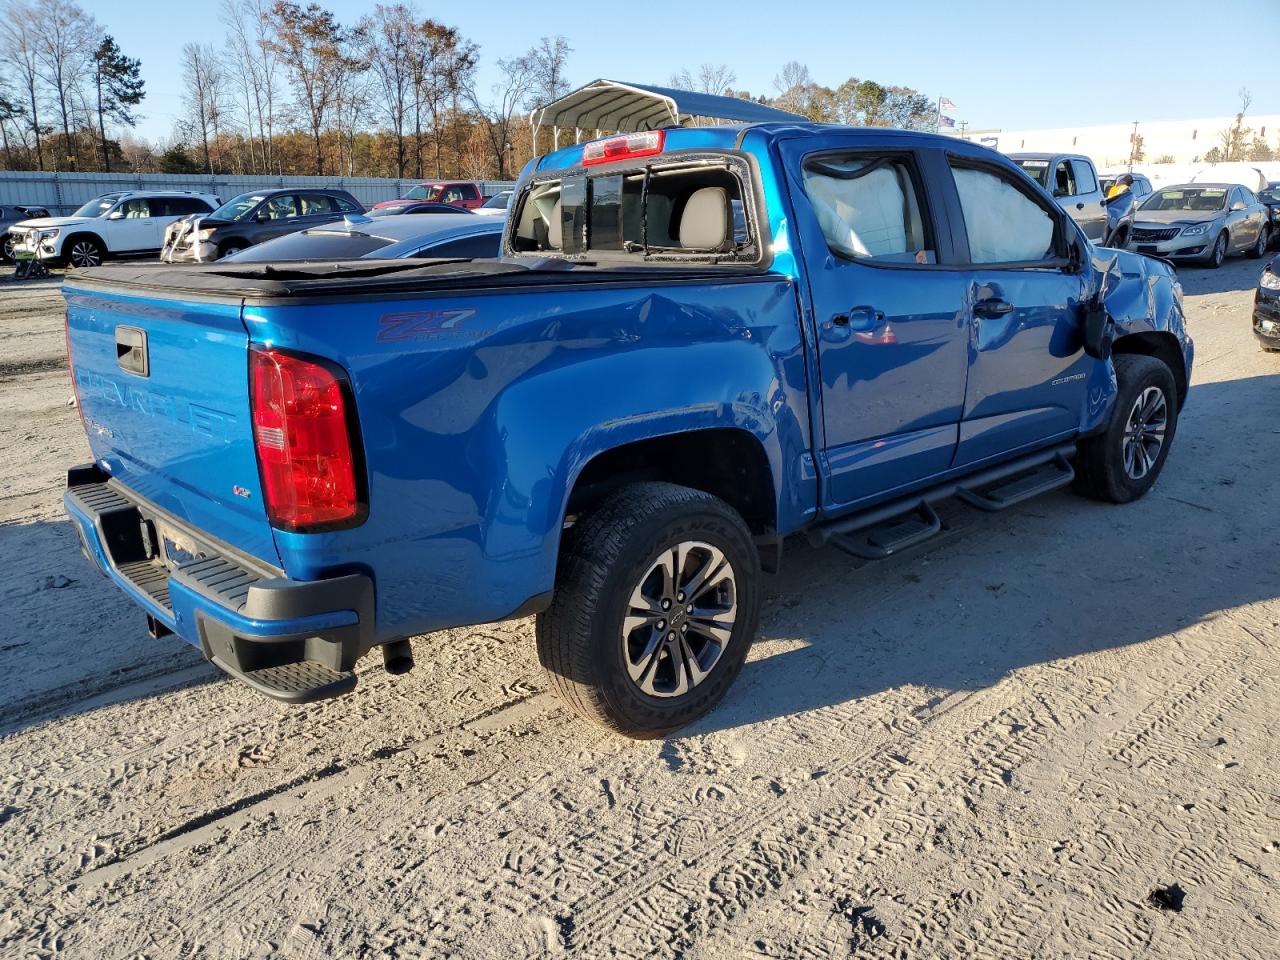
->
[1142, 188, 1227, 212]
[72, 195, 124, 218]
[403, 184, 443, 201]
[1260, 186, 1280, 203]
[210, 193, 267, 221]
[1016, 160, 1051, 188]
[481, 193, 510, 210]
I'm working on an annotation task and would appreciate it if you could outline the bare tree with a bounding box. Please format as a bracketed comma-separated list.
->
[181, 43, 226, 173]
[1218, 87, 1254, 162]
[360, 3, 416, 177]
[33, 0, 99, 169]
[0, 3, 45, 168]
[772, 61, 816, 117]
[525, 35, 571, 153]
[669, 63, 737, 97]
[466, 52, 534, 179]
[265, 1, 356, 175]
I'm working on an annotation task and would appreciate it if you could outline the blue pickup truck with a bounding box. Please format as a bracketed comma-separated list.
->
[62, 124, 1192, 737]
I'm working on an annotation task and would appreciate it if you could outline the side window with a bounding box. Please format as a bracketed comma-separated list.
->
[262, 195, 300, 220]
[1237, 188, 1256, 206]
[422, 233, 501, 259]
[120, 198, 152, 218]
[442, 188, 464, 204]
[175, 198, 214, 215]
[800, 154, 934, 264]
[333, 195, 361, 213]
[950, 163, 1058, 265]
[1071, 160, 1097, 195]
[462, 184, 480, 200]
[298, 193, 337, 216]
[1052, 160, 1078, 197]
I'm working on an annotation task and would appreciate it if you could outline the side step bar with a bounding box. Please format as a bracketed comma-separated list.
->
[811, 444, 1077, 560]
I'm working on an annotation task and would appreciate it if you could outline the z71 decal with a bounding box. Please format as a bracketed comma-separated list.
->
[377, 309, 481, 342]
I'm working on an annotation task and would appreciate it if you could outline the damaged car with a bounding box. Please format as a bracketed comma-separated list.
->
[161, 188, 365, 262]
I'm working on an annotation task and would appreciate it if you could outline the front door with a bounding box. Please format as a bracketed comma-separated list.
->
[942, 158, 1092, 466]
[780, 140, 972, 511]
[111, 197, 161, 252]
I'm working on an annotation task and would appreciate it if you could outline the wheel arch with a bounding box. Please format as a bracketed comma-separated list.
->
[62, 231, 107, 262]
[1112, 331, 1187, 409]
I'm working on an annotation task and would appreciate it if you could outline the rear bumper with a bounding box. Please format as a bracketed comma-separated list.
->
[63, 464, 377, 702]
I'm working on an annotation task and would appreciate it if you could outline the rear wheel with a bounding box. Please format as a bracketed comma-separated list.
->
[66, 236, 104, 268]
[536, 482, 761, 738]
[1074, 354, 1179, 504]
[1248, 225, 1270, 259]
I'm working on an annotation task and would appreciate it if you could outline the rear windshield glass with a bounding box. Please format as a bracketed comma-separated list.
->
[229, 231, 394, 262]
[510, 160, 754, 263]
[1142, 188, 1226, 212]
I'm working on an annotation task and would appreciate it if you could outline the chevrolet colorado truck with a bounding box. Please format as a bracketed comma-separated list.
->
[62, 124, 1192, 737]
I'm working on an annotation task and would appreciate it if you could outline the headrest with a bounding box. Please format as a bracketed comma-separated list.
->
[678, 187, 729, 250]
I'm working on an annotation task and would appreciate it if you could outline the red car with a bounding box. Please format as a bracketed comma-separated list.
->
[373, 181, 485, 210]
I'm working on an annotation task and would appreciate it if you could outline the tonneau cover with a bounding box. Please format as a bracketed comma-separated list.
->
[63, 258, 777, 300]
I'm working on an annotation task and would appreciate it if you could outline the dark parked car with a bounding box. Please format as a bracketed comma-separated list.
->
[1258, 182, 1280, 247]
[1255, 254, 1280, 350]
[1, 205, 51, 260]
[366, 201, 473, 217]
[224, 213, 503, 262]
[161, 188, 364, 262]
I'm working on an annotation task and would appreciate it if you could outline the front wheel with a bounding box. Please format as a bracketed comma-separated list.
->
[536, 482, 761, 738]
[66, 237, 104, 268]
[1074, 354, 1179, 504]
[1206, 231, 1228, 268]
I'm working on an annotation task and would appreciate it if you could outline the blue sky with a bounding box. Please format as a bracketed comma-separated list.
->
[83, 0, 1280, 143]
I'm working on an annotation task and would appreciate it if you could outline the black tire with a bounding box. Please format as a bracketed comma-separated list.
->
[1074, 354, 1179, 504]
[1, 234, 13, 262]
[65, 235, 105, 268]
[536, 482, 761, 738]
[1206, 231, 1227, 268]
[1248, 225, 1270, 259]
[1107, 226, 1129, 249]
[217, 242, 245, 260]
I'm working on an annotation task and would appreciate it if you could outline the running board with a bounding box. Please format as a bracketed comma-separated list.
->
[955, 454, 1075, 512]
[811, 443, 1077, 560]
[829, 503, 942, 560]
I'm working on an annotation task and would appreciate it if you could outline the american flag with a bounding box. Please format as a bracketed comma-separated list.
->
[940, 97, 957, 111]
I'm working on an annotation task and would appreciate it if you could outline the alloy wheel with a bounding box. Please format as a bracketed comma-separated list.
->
[69, 241, 101, 268]
[1212, 233, 1227, 266]
[1122, 385, 1168, 481]
[622, 541, 737, 698]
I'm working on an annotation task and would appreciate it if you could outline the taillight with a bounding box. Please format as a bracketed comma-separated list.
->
[582, 130, 665, 166]
[250, 347, 365, 531]
[64, 311, 88, 436]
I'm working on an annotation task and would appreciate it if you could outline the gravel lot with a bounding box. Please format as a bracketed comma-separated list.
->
[1, 259, 1277, 959]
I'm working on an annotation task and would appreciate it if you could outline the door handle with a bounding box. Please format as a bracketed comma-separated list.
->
[1076, 202, 1085, 210]
[974, 297, 1014, 319]
[837, 305, 886, 332]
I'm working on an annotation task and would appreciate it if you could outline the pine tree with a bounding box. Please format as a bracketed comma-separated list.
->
[93, 35, 145, 172]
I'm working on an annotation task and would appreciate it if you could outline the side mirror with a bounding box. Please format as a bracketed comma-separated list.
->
[106, 210, 124, 220]
[1231, 201, 1247, 212]
[1053, 188, 1068, 198]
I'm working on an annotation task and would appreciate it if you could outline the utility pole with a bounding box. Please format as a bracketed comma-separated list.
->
[1127, 120, 1140, 172]
[958, 120, 968, 140]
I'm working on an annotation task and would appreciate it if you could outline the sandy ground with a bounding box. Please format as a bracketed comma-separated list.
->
[0, 258, 1277, 960]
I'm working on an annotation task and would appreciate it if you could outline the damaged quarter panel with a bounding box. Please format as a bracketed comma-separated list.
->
[242, 275, 812, 638]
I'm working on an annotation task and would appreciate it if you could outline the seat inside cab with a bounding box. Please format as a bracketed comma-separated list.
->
[512, 165, 748, 257]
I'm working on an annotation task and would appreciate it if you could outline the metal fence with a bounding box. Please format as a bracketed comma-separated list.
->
[0, 172, 517, 216]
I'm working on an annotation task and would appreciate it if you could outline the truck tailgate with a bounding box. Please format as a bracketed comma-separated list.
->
[64, 285, 279, 566]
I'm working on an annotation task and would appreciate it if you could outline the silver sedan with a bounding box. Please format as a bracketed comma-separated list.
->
[1127, 183, 1272, 268]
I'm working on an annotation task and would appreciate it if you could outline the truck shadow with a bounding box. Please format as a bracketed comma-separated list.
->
[691, 370, 1280, 735]
[1169, 255, 1268, 297]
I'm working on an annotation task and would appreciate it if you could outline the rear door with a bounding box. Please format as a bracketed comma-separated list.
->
[779, 137, 972, 510]
[64, 285, 279, 563]
[256, 194, 305, 241]
[942, 157, 1092, 467]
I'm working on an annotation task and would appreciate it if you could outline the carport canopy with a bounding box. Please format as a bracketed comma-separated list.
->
[530, 79, 804, 143]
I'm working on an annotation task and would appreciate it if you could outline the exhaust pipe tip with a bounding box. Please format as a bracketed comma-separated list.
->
[381, 638, 414, 676]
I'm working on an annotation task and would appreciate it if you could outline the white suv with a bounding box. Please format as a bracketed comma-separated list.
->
[9, 191, 220, 267]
